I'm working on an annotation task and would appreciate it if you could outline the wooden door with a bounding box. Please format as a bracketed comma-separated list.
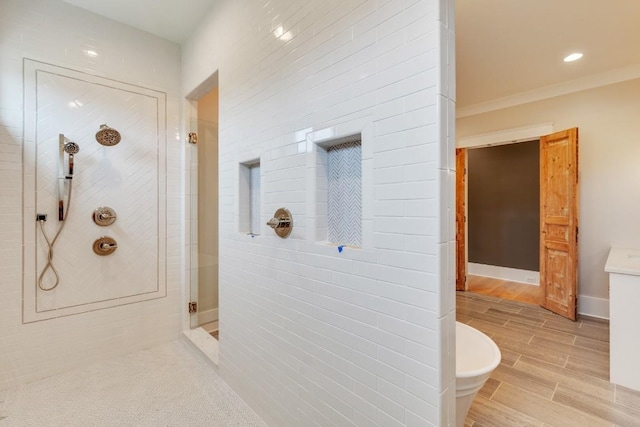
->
[540, 128, 579, 320]
[455, 149, 466, 291]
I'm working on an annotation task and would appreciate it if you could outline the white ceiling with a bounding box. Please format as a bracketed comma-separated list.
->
[63, 0, 640, 109]
[456, 0, 640, 108]
[62, 0, 216, 44]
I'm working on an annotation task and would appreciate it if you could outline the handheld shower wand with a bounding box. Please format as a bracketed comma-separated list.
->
[58, 136, 79, 220]
[38, 135, 80, 291]
[64, 141, 79, 176]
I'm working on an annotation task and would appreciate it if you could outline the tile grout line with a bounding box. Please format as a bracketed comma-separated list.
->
[550, 381, 559, 401]
[488, 379, 503, 401]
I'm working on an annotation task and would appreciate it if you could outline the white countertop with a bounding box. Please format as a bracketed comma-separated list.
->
[605, 247, 640, 276]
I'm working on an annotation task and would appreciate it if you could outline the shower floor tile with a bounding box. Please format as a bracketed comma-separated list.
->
[0, 340, 266, 427]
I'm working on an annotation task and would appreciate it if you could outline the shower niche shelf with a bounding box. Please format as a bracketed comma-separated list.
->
[318, 137, 362, 248]
[239, 160, 261, 236]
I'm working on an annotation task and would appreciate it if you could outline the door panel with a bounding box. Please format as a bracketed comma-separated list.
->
[540, 128, 579, 320]
[456, 148, 466, 291]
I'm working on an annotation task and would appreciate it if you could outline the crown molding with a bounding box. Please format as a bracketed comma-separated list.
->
[456, 63, 640, 118]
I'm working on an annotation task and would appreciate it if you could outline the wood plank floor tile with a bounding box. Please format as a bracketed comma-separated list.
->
[514, 356, 615, 402]
[500, 319, 576, 345]
[462, 291, 515, 306]
[457, 313, 474, 324]
[491, 364, 557, 399]
[574, 335, 610, 353]
[565, 354, 610, 381]
[530, 335, 609, 366]
[495, 296, 538, 311]
[456, 300, 495, 315]
[477, 377, 501, 400]
[517, 306, 565, 322]
[615, 385, 640, 411]
[485, 308, 545, 327]
[553, 385, 640, 427]
[491, 383, 611, 427]
[578, 322, 610, 343]
[539, 318, 584, 334]
[468, 319, 534, 343]
[467, 394, 544, 427]
[497, 347, 520, 367]
[491, 336, 568, 367]
[457, 308, 509, 326]
[542, 318, 610, 342]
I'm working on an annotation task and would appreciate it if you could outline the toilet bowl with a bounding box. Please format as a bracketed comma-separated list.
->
[455, 321, 501, 427]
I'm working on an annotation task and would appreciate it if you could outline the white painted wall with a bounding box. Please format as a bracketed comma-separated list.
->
[0, 0, 183, 388]
[183, 0, 456, 426]
[457, 78, 640, 319]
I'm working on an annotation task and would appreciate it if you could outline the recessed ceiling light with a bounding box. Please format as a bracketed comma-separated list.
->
[563, 53, 583, 62]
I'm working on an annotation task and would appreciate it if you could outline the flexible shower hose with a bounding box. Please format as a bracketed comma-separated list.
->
[37, 178, 73, 291]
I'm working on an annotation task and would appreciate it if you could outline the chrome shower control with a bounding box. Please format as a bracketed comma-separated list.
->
[93, 236, 118, 256]
[93, 207, 117, 226]
[267, 208, 293, 238]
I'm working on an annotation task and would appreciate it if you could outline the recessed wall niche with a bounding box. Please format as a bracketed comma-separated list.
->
[317, 137, 362, 247]
[239, 160, 260, 235]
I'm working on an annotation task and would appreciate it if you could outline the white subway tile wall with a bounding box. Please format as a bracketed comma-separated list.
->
[0, 0, 182, 389]
[183, 0, 456, 426]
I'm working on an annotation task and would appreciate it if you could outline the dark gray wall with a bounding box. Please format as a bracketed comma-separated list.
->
[468, 140, 540, 271]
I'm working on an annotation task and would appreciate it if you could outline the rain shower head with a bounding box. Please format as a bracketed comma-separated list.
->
[95, 124, 121, 146]
[64, 141, 80, 155]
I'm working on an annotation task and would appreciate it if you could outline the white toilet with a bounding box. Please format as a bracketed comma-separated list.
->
[455, 321, 501, 427]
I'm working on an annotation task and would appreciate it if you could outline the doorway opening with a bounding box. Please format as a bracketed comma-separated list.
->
[186, 72, 220, 342]
[194, 86, 219, 338]
[466, 140, 540, 305]
[456, 127, 579, 320]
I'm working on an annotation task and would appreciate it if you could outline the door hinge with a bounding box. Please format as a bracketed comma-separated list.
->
[188, 301, 197, 314]
[187, 132, 198, 145]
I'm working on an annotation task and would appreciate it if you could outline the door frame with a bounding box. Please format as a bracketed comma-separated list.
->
[457, 124, 579, 320]
[184, 71, 220, 331]
[455, 123, 564, 300]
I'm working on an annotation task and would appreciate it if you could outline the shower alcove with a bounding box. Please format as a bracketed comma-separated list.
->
[187, 80, 220, 338]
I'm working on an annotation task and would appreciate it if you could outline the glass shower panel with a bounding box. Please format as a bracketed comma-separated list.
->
[196, 117, 218, 330]
[189, 87, 219, 331]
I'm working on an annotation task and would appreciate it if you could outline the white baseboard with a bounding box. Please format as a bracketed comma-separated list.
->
[198, 308, 218, 325]
[578, 296, 610, 320]
[468, 263, 539, 285]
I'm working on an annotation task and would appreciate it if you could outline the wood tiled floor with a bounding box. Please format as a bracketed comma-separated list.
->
[467, 274, 540, 305]
[457, 291, 640, 427]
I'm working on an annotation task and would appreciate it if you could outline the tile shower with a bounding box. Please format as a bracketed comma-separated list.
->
[0, 0, 182, 389]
